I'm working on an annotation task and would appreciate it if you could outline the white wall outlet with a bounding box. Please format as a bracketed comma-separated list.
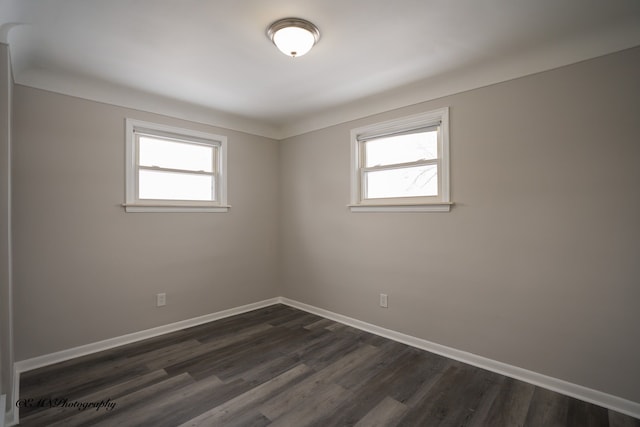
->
[156, 293, 166, 307]
[380, 293, 388, 308]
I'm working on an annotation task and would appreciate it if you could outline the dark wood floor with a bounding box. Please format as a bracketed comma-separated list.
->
[18, 304, 640, 426]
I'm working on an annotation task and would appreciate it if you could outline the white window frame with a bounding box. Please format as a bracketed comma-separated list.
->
[124, 119, 229, 213]
[350, 108, 452, 212]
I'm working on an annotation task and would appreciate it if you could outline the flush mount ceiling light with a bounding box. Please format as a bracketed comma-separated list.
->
[267, 18, 320, 58]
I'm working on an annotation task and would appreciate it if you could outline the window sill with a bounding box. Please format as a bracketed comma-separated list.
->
[122, 203, 231, 213]
[348, 202, 453, 212]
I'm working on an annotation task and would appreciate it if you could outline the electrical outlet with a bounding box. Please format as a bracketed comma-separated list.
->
[156, 293, 166, 307]
[380, 293, 388, 308]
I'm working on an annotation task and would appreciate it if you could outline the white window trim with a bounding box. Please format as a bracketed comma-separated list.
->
[124, 119, 229, 213]
[349, 108, 452, 212]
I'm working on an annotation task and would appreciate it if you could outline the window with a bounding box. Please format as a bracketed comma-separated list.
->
[125, 119, 228, 212]
[350, 108, 451, 212]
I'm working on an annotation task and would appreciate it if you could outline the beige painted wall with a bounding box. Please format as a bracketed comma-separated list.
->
[279, 47, 640, 402]
[12, 86, 280, 360]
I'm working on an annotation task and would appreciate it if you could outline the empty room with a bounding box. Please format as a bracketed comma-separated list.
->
[1, 1, 639, 426]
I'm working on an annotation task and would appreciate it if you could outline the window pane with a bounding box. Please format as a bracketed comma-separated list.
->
[139, 170, 214, 201]
[365, 165, 438, 199]
[365, 130, 437, 167]
[139, 136, 214, 172]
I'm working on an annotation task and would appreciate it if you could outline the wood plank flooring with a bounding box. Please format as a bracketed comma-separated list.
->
[17, 304, 640, 426]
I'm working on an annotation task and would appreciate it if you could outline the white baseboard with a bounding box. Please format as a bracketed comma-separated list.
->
[279, 297, 640, 420]
[11, 296, 640, 421]
[14, 298, 279, 374]
[11, 298, 279, 425]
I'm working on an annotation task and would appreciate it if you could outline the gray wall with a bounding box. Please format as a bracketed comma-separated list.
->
[279, 47, 640, 403]
[10, 46, 640, 405]
[0, 42, 13, 418]
[12, 86, 280, 360]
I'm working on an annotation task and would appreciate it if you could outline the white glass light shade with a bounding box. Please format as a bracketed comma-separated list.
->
[273, 27, 315, 57]
[267, 18, 320, 58]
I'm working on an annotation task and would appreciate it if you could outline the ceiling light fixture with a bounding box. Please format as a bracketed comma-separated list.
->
[267, 18, 320, 58]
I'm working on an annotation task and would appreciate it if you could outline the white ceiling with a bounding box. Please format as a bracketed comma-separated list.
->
[2, 0, 640, 139]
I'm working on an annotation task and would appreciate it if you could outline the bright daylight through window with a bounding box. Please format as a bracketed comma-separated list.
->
[125, 119, 228, 212]
[350, 108, 451, 212]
